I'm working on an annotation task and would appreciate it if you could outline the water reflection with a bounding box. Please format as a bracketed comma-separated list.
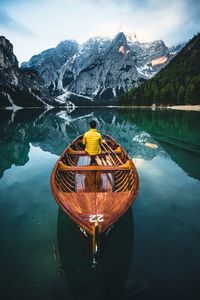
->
[118, 109, 200, 150]
[158, 141, 200, 180]
[0, 107, 200, 299]
[0, 108, 199, 181]
[57, 207, 135, 300]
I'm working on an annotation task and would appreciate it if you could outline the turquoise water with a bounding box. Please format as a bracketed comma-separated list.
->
[0, 108, 200, 300]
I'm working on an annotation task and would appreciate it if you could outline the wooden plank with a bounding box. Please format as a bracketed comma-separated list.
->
[96, 155, 113, 191]
[76, 156, 89, 191]
[76, 171, 113, 192]
[50, 134, 139, 234]
[58, 160, 132, 172]
[56, 191, 133, 233]
[66, 146, 122, 155]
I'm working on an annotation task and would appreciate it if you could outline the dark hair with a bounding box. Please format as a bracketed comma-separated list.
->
[90, 120, 97, 129]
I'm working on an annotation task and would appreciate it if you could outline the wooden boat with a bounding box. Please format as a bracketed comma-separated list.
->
[50, 134, 139, 267]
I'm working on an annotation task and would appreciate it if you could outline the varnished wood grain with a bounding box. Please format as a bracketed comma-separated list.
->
[50, 135, 139, 235]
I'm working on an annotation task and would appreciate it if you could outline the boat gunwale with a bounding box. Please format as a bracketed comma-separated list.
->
[50, 134, 139, 235]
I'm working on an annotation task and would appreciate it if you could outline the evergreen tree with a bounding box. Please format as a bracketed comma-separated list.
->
[119, 33, 200, 106]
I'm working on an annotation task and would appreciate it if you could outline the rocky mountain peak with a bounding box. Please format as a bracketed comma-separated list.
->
[21, 39, 78, 90]
[57, 39, 78, 47]
[0, 36, 61, 108]
[55, 39, 78, 58]
[109, 32, 129, 55]
[0, 36, 19, 86]
[113, 32, 127, 45]
[20, 32, 184, 104]
[0, 36, 18, 70]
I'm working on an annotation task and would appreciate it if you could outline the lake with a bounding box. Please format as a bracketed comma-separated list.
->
[0, 107, 200, 300]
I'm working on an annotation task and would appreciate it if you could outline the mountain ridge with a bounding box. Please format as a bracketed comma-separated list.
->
[118, 33, 200, 106]
[0, 36, 61, 108]
[0, 33, 185, 108]
[21, 32, 182, 104]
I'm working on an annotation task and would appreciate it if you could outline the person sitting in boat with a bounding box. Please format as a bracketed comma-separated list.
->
[83, 120, 102, 164]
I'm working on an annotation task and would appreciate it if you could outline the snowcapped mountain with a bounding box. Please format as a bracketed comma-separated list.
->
[168, 42, 186, 55]
[21, 40, 78, 93]
[0, 36, 61, 108]
[21, 32, 183, 103]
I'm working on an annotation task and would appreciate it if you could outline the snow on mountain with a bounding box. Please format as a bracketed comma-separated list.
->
[21, 40, 78, 93]
[21, 32, 183, 103]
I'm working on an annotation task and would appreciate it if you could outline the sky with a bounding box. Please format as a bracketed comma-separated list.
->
[0, 0, 200, 63]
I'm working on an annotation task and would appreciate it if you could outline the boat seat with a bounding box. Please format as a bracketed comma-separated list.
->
[58, 160, 132, 172]
[66, 146, 122, 155]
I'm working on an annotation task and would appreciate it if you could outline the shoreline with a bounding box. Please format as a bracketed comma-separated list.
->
[1, 105, 200, 111]
[166, 105, 200, 111]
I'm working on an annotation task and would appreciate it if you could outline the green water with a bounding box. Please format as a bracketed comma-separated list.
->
[0, 108, 200, 300]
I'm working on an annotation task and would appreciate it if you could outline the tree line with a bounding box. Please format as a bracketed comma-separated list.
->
[118, 33, 200, 106]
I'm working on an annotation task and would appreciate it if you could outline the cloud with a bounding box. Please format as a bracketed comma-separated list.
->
[0, 8, 35, 36]
[86, 0, 200, 45]
[1, 0, 199, 62]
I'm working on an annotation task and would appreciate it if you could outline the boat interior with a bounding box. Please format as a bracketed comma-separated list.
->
[55, 135, 136, 193]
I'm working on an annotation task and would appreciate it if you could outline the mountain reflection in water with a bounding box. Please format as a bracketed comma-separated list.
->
[0, 107, 200, 300]
[0, 107, 199, 180]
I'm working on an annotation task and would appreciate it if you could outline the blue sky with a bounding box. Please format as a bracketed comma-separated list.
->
[0, 0, 199, 63]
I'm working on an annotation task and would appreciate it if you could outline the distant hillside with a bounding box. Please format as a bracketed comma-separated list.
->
[118, 33, 200, 106]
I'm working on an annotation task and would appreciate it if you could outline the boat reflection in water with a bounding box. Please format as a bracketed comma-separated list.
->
[1, 107, 199, 299]
[57, 207, 135, 300]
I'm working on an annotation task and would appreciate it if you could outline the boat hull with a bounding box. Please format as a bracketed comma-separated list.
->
[51, 134, 139, 235]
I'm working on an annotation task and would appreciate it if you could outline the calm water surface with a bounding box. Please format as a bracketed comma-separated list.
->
[0, 108, 200, 300]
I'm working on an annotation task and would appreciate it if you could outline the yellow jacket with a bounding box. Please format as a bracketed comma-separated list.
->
[82, 129, 102, 156]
